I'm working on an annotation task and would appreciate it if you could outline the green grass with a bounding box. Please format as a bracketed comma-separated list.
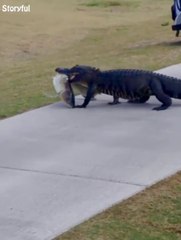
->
[54, 172, 181, 240]
[83, 0, 126, 8]
[82, 0, 140, 8]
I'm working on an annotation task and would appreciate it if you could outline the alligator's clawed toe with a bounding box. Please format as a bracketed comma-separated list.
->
[152, 105, 168, 111]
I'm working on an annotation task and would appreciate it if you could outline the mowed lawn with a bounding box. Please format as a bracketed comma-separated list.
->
[0, 1, 181, 240]
[55, 172, 181, 240]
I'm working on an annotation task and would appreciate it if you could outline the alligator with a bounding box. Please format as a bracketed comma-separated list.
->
[55, 65, 181, 110]
[55, 66, 148, 107]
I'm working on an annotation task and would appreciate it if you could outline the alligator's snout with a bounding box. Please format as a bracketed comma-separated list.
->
[55, 67, 60, 72]
[55, 67, 70, 75]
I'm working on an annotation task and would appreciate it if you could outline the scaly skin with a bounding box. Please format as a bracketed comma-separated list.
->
[55, 65, 181, 110]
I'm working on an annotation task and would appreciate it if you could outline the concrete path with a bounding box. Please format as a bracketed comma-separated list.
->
[0, 64, 181, 240]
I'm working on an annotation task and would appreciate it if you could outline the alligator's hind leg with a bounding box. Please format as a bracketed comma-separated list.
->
[151, 80, 172, 111]
[108, 95, 120, 105]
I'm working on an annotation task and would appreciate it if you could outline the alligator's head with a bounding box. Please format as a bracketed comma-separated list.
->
[55, 65, 100, 84]
[54, 65, 99, 107]
[55, 67, 71, 78]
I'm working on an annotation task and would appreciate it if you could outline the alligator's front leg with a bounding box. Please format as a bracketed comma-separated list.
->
[74, 81, 96, 108]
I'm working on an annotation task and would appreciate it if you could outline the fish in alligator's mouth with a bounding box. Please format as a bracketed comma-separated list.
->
[52, 72, 93, 107]
[52, 73, 75, 107]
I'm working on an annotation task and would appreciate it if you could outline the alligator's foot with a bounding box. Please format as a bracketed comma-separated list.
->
[108, 100, 120, 105]
[108, 96, 120, 105]
[74, 105, 86, 108]
[152, 105, 169, 111]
